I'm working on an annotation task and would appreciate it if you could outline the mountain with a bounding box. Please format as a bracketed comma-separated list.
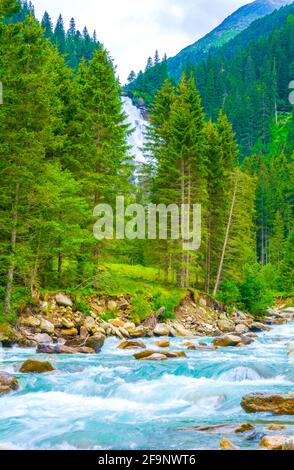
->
[167, 0, 293, 79]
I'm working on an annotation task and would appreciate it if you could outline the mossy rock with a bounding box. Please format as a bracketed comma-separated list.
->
[19, 359, 55, 374]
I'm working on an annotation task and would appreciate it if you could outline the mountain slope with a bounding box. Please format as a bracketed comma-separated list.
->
[168, 0, 293, 79]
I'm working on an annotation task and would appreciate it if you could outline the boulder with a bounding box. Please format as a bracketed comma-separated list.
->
[154, 340, 170, 348]
[260, 435, 293, 450]
[141, 353, 167, 361]
[84, 334, 105, 352]
[220, 438, 238, 450]
[84, 316, 97, 333]
[241, 393, 294, 415]
[19, 316, 40, 328]
[235, 323, 249, 335]
[0, 374, 19, 395]
[60, 328, 78, 337]
[118, 340, 146, 350]
[217, 319, 235, 333]
[55, 294, 72, 307]
[134, 349, 186, 360]
[234, 424, 255, 433]
[250, 322, 271, 332]
[111, 319, 125, 328]
[213, 335, 242, 347]
[172, 323, 192, 337]
[20, 359, 54, 374]
[153, 324, 170, 336]
[266, 424, 287, 431]
[40, 319, 55, 334]
[37, 343, 94, 354]
[80, 326, 88, 339]
[33, 333, 52, 344]
[61, 318, 75, 329]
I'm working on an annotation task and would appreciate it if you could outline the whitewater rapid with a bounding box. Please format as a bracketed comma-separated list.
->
[0, 322, 293, 450]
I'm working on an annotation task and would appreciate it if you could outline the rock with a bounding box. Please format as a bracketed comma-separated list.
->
[37, 343, 93, 354]
[153, 324, 170, 336]
[217, 319, 235, 333]
[40, 319, 55, 334]
[33, 333, 52, 344]
[117, 327, 129, 338]
[77, 346, 95, 354]
[220, 438, 238, 450]
[142, 315, 157, 331]
[0, 374, 19, 395]
[156, 307, 166, 318]
[241, 393, 294, 415]
[60, 328, 78, 337]
[234, 424, 255, 433]
[80, 326, 88, 339]
[172, 323, 192, 337]
[213, 335, 242, 347]
[20, 359, 54, 374]
[179, 424, 240, 434]
[134, 349, 158, 360]
[84, 316, 97, 333]
[141, 353, 167, 361]
[124, 322, 136, 331]
[250, 322, 271, 332]
[235, 324, 249, 335]
[55, 294, 72, 307]
[260, 435, 293, 450]
[282, 438, 294, 450]
[154, 340, 170, 348]
[245, 431, 266, 442]
[164, 351, 186, 358]
[111, 319, 125, 328]
[61, 318, 75, 329]
[85, 334, 105, 352]
[266, 424, 287, 431]
[118, 340, 146, 350]
[183, 341, 194, 348]
[19, 316, 40, 328]
[107, 300, 117, 311]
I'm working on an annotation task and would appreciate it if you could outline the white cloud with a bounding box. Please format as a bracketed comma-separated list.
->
[32, 0, 250, 82]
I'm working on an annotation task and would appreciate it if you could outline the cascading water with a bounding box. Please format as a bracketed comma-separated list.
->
[122, 96, 147, 165]
[0, 323, 293, 450]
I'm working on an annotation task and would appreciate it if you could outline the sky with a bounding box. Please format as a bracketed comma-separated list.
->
[33, 0, 252, 82]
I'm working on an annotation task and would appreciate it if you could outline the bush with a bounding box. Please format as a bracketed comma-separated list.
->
[239, 268, 274, 316]
[217, 280, 241, 306]
[130, 292, 152, 325]
[151, 291, 177, 320]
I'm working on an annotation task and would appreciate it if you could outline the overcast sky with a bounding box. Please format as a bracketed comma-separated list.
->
[33, 0, 251, 82]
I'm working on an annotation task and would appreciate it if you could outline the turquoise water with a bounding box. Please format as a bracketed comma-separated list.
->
[0, 323, 293, 450]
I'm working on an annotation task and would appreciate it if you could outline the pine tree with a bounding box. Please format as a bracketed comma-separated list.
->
[54, 14, 66, 54]
[41, 11, 53, 39]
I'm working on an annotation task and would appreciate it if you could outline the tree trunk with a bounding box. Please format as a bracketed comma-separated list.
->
[213, 177, 238, 297]
[4, 183, 20, 315]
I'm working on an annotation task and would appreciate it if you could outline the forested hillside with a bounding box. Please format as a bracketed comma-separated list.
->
[0, 0, 293, 325]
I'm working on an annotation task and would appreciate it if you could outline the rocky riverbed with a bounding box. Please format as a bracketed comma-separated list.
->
[0, 297, 293, 450]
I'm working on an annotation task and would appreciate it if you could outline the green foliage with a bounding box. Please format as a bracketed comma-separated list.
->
[101, 309, 119, 323]
[239, 267, 274, 315]
[217, 280, 241, 306]
[130, 292, 152, 325]
[151, 291, 178, 320]
[72, 294, 91, 315]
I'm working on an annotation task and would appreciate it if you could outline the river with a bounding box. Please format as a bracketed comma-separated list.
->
[0, 322, 293, 450]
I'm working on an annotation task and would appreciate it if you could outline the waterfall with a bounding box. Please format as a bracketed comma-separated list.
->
[122, 96, 147, 164]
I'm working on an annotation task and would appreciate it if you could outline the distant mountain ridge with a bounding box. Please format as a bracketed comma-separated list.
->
[167, 0, 294, 78]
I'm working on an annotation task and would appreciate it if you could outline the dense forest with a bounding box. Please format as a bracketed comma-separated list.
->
[0, 0, 293, 325]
